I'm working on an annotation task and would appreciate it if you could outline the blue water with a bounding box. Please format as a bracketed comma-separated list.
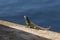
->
[0, 0, 60, 32]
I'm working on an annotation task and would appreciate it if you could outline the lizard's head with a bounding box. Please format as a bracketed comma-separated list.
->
[24, 16, 31, 26]
[24, 16, 27, 19]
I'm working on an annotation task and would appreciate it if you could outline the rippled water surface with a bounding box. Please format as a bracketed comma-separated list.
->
[0, 0, 60, 32]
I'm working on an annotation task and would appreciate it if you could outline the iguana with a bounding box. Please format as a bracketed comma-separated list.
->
[24, 16, 50, 30]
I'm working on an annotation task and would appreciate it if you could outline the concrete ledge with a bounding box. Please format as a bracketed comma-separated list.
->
[0, 20, 60, 40]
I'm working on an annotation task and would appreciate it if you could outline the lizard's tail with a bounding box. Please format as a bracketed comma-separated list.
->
[44, 26, 51, 30]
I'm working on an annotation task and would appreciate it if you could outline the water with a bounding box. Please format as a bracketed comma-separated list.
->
[0, 0, 60, 32]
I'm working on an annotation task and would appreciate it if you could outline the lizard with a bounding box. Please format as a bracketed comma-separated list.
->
[24, 16, 50, 30]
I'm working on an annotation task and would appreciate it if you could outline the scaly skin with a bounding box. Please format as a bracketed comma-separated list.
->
[24, 16, 50, 30]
